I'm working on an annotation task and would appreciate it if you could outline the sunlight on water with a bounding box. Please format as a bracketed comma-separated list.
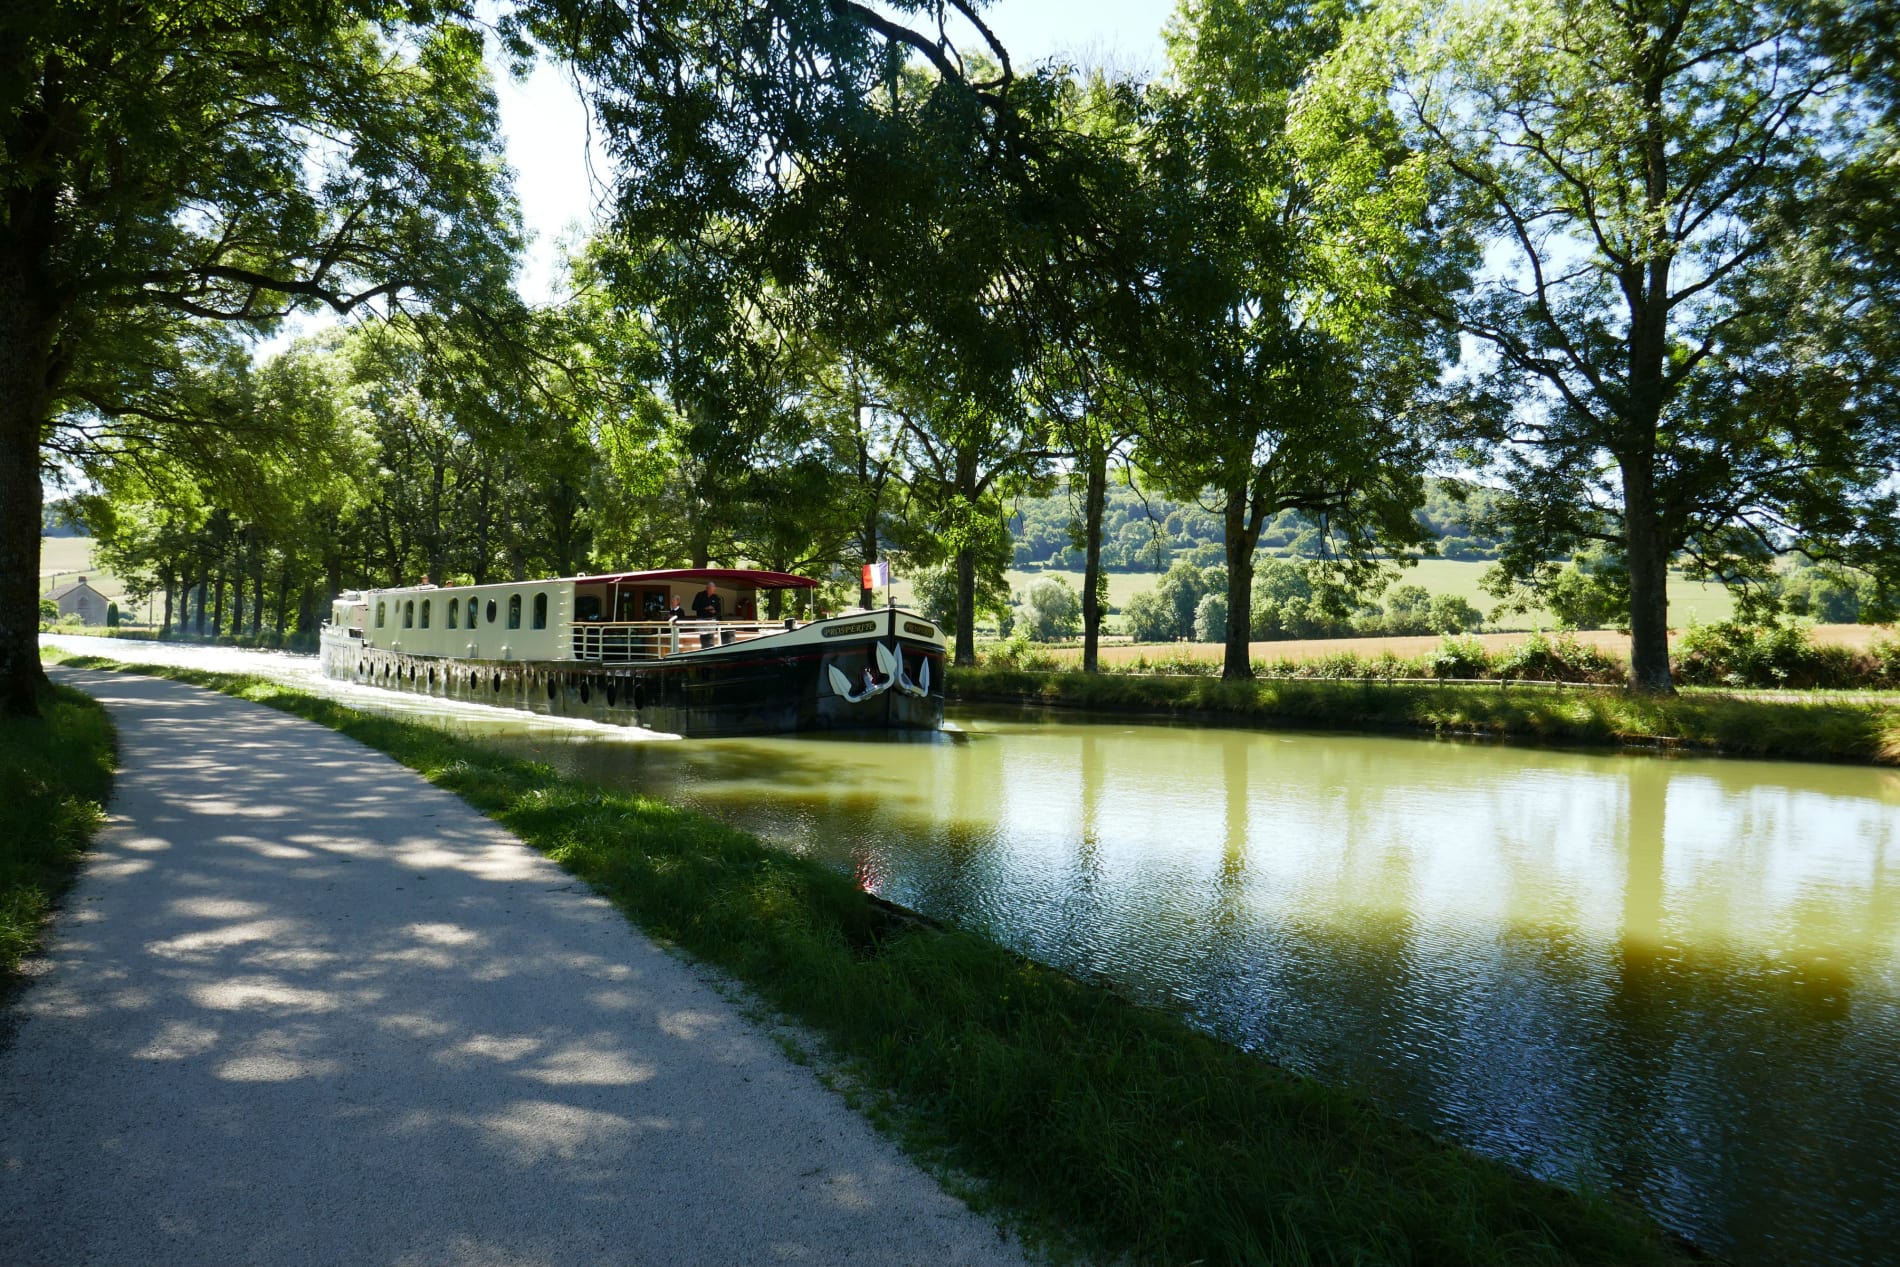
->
[49, 637, 1899, 1265]
[499, 710, 1900, 1267]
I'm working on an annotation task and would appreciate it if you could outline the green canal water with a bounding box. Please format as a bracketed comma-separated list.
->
[482, 705, 1900, 1267]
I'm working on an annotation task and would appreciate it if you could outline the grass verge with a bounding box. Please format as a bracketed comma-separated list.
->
[949, 666, 1900, 765]
[43, 652, 1698, 1265]
[1, 682, 116, 978]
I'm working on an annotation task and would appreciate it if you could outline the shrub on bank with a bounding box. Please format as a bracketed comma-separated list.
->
[1673, 620, 1878, 689]
[1004, 623, 1900, 691]
[1, 683, 114, 975]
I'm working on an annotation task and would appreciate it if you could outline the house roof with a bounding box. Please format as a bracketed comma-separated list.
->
[45, 580, 106, 601]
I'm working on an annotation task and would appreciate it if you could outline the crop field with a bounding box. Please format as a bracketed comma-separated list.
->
[899, 558, 1739, 631]
[39, 536, 130, 600]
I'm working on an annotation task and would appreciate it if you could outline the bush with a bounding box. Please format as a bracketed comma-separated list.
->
[1025, 576, 1081, 642]
[106, 601, 120, 628]
[1430, 594, 1484, 635]
[1672, 620, 1863, 689]
[1380, 584, 1435, 636]
[982, 631, 1059, 671]
[1495, 631, 1627, 683]
[39, 597, 58, 628]
[1431, 635, 1493, 679]
[1194, 592, 1227, 643]
[1872, 630, 1900, 687]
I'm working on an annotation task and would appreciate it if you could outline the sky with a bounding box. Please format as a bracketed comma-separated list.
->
[491, 0, 1180, 302]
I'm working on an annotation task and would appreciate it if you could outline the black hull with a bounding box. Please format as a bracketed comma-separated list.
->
[321, 613, 944, 738]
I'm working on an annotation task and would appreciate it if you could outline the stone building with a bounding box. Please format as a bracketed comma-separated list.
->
[45, 576, 111, 626]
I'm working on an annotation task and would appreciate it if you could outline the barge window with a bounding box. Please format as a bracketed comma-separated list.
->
[485, 599, 497, 624]
[447, 600, 458, 630]
[420, 599, 430, 628]
[532, 593, 547, 630]
[508, 594, 522, 629]
[376, 601, 386, 628]
[467, 597, 478, 627]
[403, 600, 414, 629]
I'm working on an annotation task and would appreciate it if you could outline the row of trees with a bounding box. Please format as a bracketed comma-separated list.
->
[9, 0, 1897, 710]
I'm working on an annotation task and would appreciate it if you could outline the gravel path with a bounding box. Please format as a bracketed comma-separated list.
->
[2, 669, 1033, 1267]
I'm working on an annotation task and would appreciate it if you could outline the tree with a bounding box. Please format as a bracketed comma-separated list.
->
[1121, 590, 1175, 643]
[2, 1, 520, 712]
[1134, 0, 1462, 680]
[1303, 0, 1900, 690]
[1429, 593, 1483, 634]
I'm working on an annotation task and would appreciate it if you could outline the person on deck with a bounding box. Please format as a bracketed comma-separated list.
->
[666, 595, 686, 621]
[691, 582, 721, 620]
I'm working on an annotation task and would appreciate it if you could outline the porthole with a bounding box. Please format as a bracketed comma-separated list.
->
[427, 667, 435, 685]
[469, 671, 478, 689]
[605, 682, 617, 706]
[633, 684, 645, 710]
[485, 599, 497, 624]
[491, 672, 501, 693]
[579, 682, 590, 704]
[546, 678, 556, 700]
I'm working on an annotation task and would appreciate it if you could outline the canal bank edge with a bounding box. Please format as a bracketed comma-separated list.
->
[41, 650, 1702, 1267]
[946, 666, 1900, 766]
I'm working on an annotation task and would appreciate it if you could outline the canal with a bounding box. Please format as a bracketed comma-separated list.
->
[482, 707, 1899, 1267]
[45, 640, 1900, 1264]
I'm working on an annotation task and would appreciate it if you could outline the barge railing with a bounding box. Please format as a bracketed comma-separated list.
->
[569, 618, 799, 664]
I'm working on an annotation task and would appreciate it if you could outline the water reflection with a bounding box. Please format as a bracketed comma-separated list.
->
[488, 709, 1899, 1267]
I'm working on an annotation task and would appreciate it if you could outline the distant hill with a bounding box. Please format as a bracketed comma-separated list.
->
[42, 499, 88, 538]
[1006, 479, 1506, 572]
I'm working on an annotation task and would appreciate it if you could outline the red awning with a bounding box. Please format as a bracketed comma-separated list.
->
[576, 568, 819, 590]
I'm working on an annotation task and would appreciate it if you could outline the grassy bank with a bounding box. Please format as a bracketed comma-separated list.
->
[949, 666, 1900, 765]
[1, 683, 116, 977]
[44, 652, 1691, 1266]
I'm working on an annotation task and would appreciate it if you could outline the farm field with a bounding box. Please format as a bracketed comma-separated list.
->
[887, 558, 1739, 631]
[1036, 623, 1887, 670]
[39, 536, 130, 601]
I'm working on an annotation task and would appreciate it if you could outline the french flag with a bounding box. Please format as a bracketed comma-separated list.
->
[862, 560, 890, 590]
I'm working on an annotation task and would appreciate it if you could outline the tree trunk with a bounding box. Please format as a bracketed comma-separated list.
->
[1223, 490, 1254, 680]
[1622, 458, 1673, 692]
[161, 575, 174, 634]
[212, 574, 227, 638]
[1080, 442, 1108, 673]
[0, 256, 59, 714]
[1222, 483, 1263, 681]
[251, 562, 264, 636]
[229, 567, 244, 638]
[954, 546, 977, 667]
[275, 561, 292, 636]
[193, 578, 207, 635]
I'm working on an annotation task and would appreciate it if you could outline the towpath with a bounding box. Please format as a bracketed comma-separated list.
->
[2, 668, 1031, 1267]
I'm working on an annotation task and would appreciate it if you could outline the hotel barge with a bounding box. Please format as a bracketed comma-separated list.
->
[319, 568, 945, 736]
